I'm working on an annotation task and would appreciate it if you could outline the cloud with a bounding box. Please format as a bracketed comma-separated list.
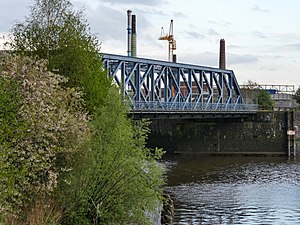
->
[261, 42, 300, 53]
[252, 5, 270, 13]
[180, 28, 219, 41]
[179, 52, 218, 67]
[175, 52, 258, 69]
[85, 2, 157, 43]
[184, 30, 206, 40]
[228, 53, 258, 65]
[172, 12, 186, 18]
[282, 43, 300, 51]
[134, 8, 186, 19]
[135, 8, 169, 17]
[252, 31, 266, 39]
[269, 33, 300, 45]
[207, 28, 219, 36]
[85, 6, 127, 42]
[0, 0, 30, 31]
[236, 42, 289, 60]
[227, 45, 246, 49]
[208, 20, 231, 27]
[99, 0, 166, 6]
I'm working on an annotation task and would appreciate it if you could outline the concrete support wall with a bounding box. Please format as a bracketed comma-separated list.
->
[147, 111, 299, 155]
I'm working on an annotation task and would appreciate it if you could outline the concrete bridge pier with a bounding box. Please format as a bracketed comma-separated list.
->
[146, 111, 300, 156]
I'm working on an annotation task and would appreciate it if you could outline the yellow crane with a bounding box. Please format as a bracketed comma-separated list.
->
[159, 19, 176, 62]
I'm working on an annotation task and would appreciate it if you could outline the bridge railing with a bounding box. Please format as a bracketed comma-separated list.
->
[131, 101, 258, 112]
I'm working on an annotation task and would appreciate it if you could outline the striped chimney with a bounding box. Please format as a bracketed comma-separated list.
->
[127, 10, 132, 57]
[131, 15, 137, 57]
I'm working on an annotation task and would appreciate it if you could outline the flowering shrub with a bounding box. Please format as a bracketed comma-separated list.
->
[0, 56, 90, 221]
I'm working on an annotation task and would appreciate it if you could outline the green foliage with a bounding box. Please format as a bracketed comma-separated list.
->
[257, 90, 274, 110]
[0, 56, 89, 221]
[0, 76, 23, 147]
[10, 0, 111, 113]
[293, 86, 300, 105]
[0, 73, 25, 221]
[60, 87, 164, 225]
[9, 0, 164, 224]
[10, 0, 74, 60]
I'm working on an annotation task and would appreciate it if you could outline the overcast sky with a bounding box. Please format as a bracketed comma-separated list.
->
[1, 0, 300, 86]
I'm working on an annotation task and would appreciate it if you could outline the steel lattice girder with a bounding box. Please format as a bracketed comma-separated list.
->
[102, 53, 256, 112]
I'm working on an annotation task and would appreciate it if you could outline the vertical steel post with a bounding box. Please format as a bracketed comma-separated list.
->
[135, 64, 140, 102]
[121, 62, 126, 95]
[210, 72, 213, 104]
[188, 69, 192, 103]
[176, 67, 181, 102]
[164, 67, 168, 102]
[151, 65, 155, 101]
[219, 73, 223, 103]
[200, 71, 203, 103]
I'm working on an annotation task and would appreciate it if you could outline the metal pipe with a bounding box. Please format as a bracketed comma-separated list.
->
[131, 15, 137, 57]
[127, 10, 132, 57]
[172, 54, 177, 63]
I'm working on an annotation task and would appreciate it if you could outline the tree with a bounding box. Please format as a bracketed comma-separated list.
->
[10, 0, 111, 112]
[0, 56, 89, 223]
[293, 86, 300, 105]
[243, 80, 260, 90]
[257, 89, 274, 110]
[241, 80, 261, 104]
[11, 0, 73, 59]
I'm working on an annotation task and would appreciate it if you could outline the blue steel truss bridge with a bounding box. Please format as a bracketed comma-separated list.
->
[102, 53, 257, 118]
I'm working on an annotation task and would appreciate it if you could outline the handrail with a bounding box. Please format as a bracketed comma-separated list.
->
[130, 101, 258, 112]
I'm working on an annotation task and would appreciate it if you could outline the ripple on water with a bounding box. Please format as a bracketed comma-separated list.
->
[165, 157, 300, 225]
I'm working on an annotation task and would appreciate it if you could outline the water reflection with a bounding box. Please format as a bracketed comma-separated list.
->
[164, 156, 300, 225]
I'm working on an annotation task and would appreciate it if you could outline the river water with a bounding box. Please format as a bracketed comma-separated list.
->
[163, 156, 300, 225]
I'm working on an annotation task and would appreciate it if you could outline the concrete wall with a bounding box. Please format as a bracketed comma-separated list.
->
[147, 111, 299, 156]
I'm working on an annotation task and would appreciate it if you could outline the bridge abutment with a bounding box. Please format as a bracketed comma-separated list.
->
[147, 111, 300, 156]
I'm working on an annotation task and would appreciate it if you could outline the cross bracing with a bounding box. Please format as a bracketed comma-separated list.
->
[102, 53, 257, 112]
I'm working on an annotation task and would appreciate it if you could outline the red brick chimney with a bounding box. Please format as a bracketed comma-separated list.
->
[219, 39, 226, 70]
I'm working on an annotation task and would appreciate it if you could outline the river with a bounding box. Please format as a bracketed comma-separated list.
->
[163, 156, 300, 225]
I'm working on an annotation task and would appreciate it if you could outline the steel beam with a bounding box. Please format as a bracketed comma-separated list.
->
[102, 53, 257, 113]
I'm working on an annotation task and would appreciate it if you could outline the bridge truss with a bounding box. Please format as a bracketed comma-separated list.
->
[102, 53, 257, 113]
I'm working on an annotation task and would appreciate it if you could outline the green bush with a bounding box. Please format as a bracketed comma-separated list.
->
[257, 90, 274, 110]
[293, 86, 300, 105]
[59, 87, 164, 224]
[0, 56, 89, 223]
[0, 73, 25, 222]
[9, 0, 165, 223]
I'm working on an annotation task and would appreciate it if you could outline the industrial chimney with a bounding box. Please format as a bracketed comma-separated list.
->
[127, 10, 132, 57]
[219, 39, 226, 70]
[131, 15, 137, 57]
